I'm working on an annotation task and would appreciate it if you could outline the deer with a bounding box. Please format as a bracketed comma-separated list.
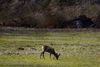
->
[40, 45, 60, 60]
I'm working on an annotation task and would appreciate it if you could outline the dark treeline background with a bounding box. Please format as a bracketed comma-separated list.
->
[0, 0, 100, 28]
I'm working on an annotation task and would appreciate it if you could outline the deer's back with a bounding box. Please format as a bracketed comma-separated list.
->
[42, 45, 55, 53]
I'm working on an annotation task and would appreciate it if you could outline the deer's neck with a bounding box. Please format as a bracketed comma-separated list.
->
[53, 52, 57, 57]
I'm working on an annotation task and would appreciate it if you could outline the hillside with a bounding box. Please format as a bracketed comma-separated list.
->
[0, 0, 100, 28]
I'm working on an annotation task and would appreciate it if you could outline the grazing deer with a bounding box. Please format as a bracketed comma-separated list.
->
[40, 45, 60, 60]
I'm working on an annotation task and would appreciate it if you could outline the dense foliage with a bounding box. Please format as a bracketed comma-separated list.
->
[0, 0, 100, 28]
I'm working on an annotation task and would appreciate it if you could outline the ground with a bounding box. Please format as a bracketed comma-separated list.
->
[0, 28, 100, 67]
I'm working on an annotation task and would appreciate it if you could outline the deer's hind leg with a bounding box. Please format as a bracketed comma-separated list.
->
[40, 51, 45, 59]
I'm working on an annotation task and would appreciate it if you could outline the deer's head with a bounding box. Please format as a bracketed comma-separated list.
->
[55, 53, 60, 60]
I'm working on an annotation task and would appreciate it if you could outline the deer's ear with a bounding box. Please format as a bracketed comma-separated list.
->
[51, 43, 53, 46]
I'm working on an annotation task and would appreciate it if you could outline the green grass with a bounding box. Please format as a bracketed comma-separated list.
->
[0, 55, 99, 67]
[0, 54, 99, 67]
[0, 29, 100, 67]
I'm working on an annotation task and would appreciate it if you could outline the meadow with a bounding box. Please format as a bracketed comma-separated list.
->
[0, 28, 100, 67]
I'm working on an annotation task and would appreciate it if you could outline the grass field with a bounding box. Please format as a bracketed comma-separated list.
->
[0, 28, 100, 67]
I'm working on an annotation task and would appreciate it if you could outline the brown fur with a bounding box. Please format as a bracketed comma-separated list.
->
[40, 45, 60, 60]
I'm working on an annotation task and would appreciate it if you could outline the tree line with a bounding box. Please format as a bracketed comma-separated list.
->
[0, 0, 100, 28]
